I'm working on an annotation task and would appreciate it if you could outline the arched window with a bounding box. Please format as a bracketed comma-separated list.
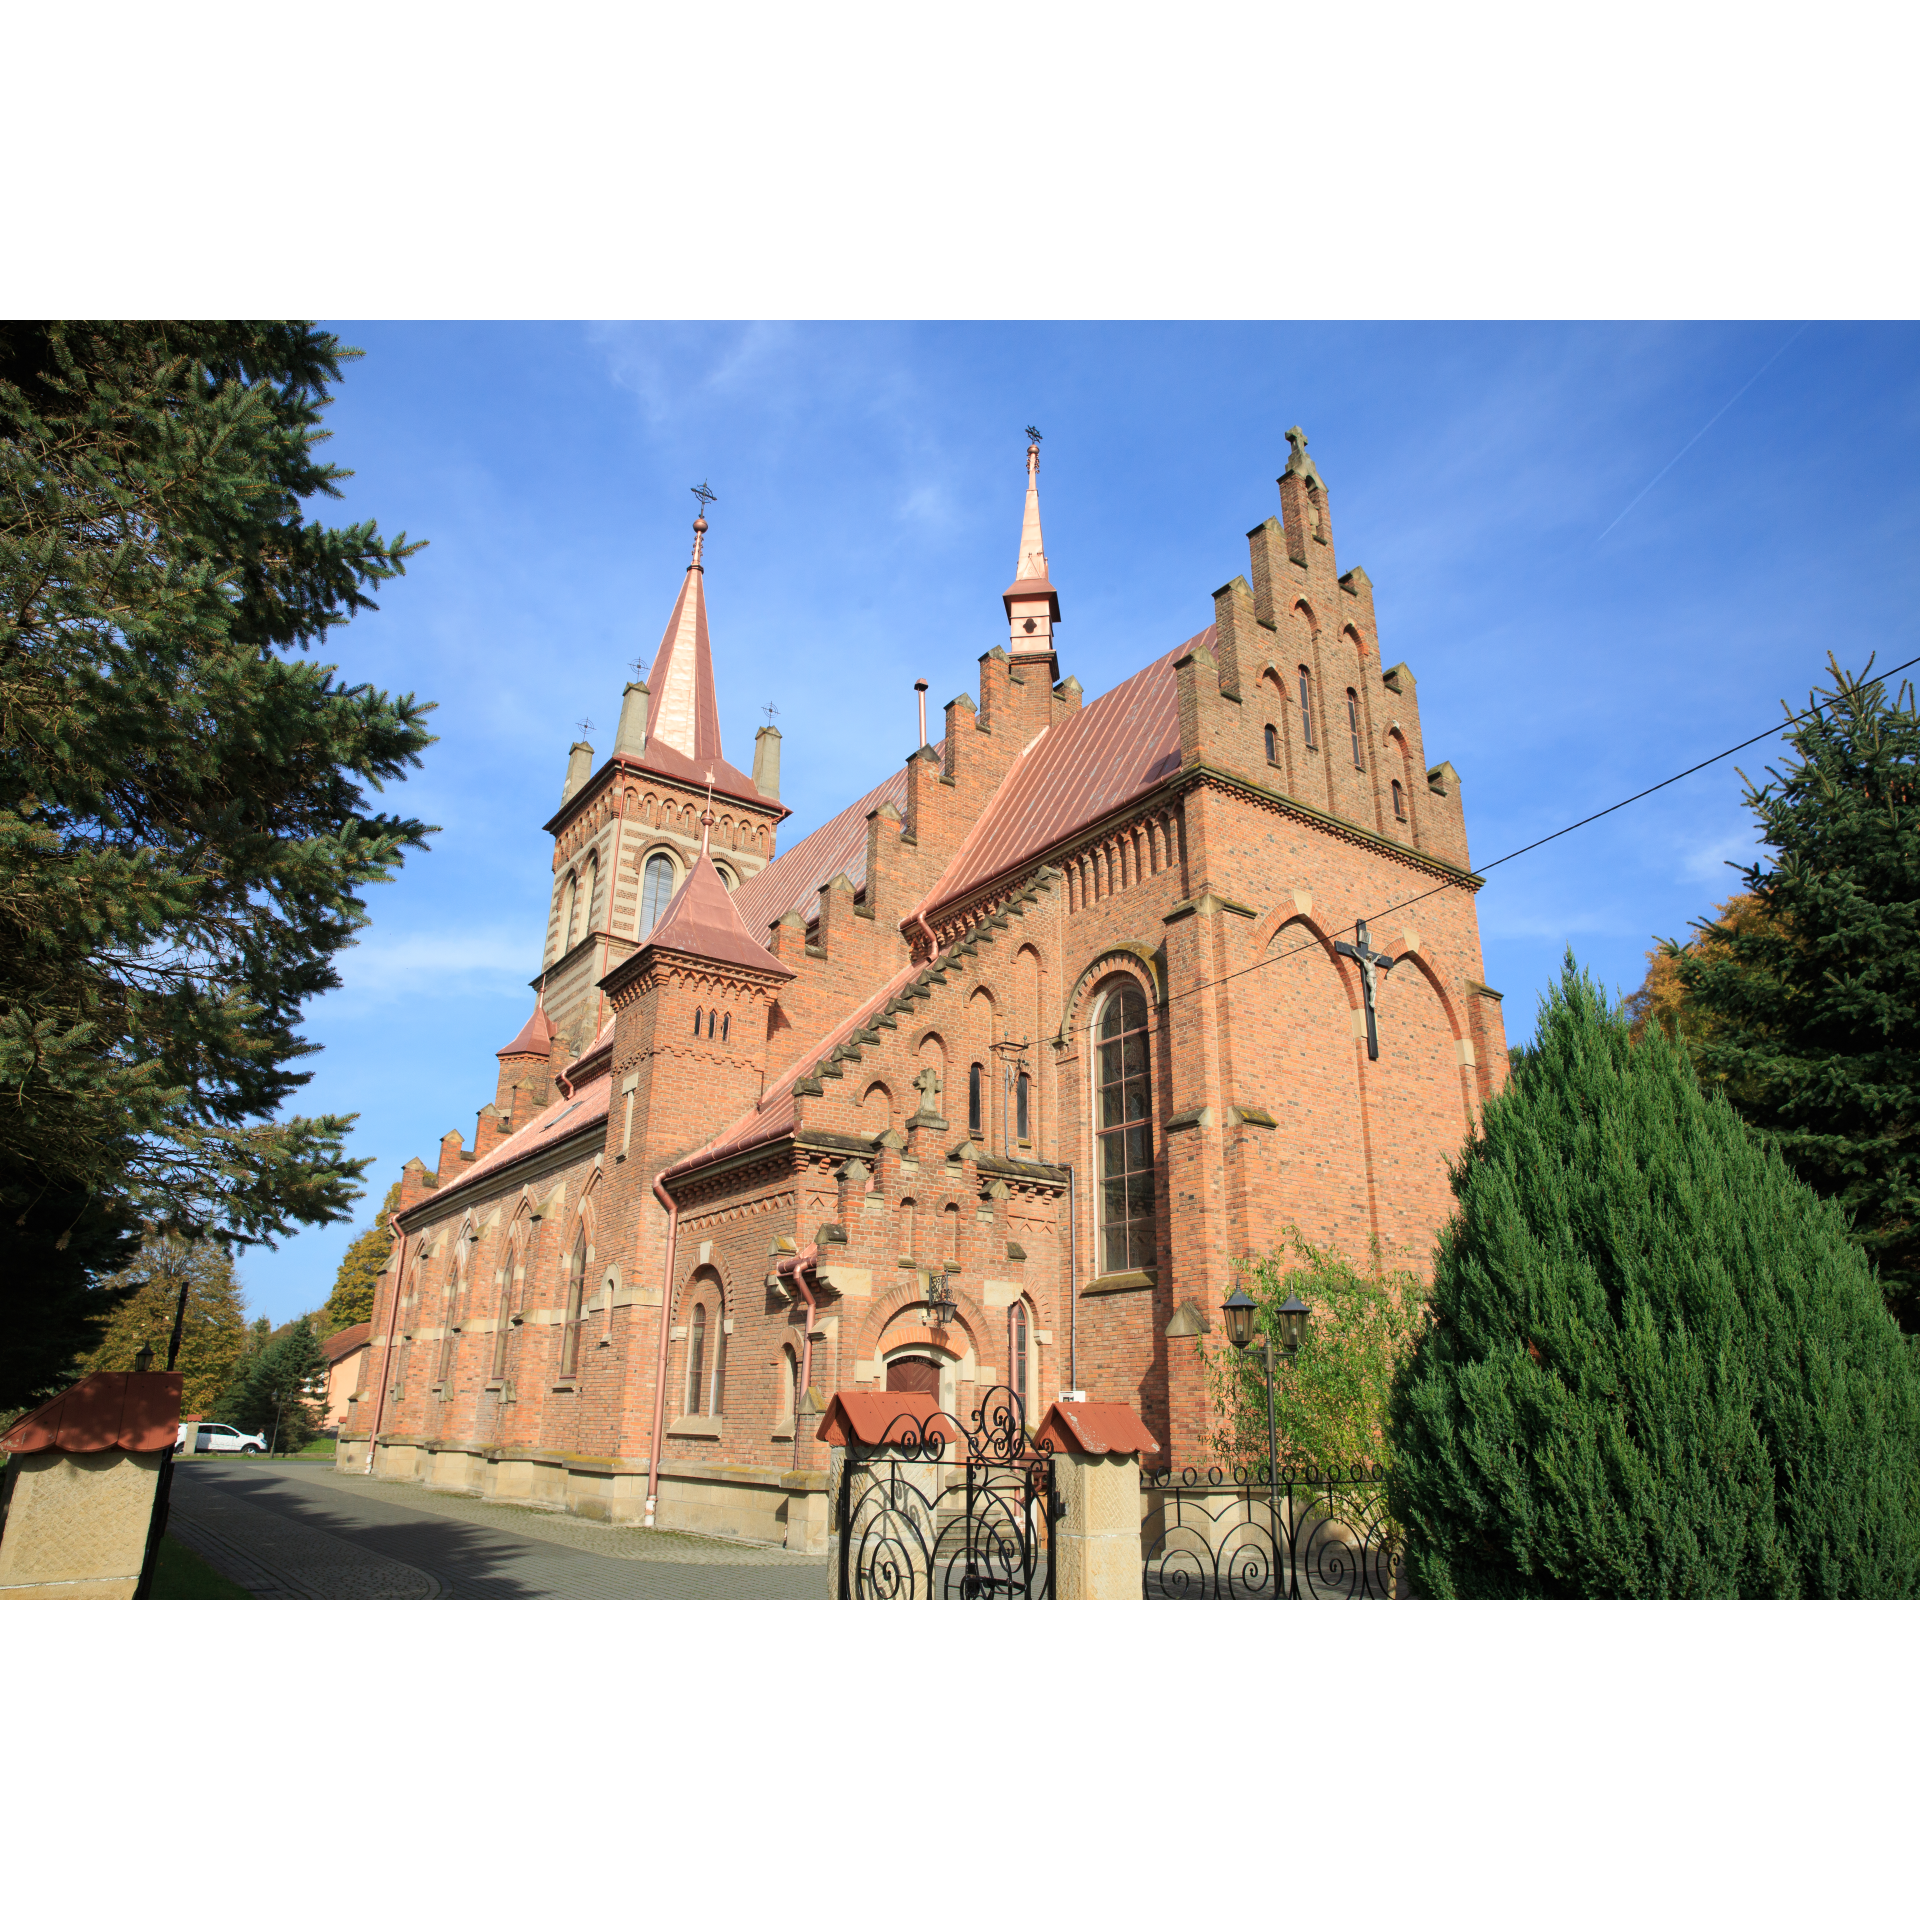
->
[943, 1203, 961, 1263]
[706, 1009, 717, 1039]
[571, 852, 598, 946]
[714, 863, 737, 890]
[1094, 984, 1154, 1274]
[899, 1196, 917, 1261]
[1008, 1300, 1030, 1418]
[1016, 1070, 1031, 1145]
[1264, 722, 1279, 764]
[685, 1302, 707, 1415]
[489, 1236, 518, 1380]
[1392, 779, 1407, 822]
[968, 1062, 984, 1135]
[692, 1007, 703, 1036]
[1347, 689, 1364, 769]
[1298, 669, 1315, 749]
[638, 853, 677, 938]
[721, 1012, 730, 1043]
[780, 1346, 798, 1424]
[559, 871, 579, 951]
[558, 1226, 587, 1377]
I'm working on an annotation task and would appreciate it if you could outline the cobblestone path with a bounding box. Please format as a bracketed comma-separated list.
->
[167, 1459, 830, 1600]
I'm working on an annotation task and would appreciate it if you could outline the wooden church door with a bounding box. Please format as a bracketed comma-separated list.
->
[887, 1355, 941, 1399]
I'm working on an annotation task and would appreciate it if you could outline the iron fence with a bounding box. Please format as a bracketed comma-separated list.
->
[1141, 1463, 1403, 1599]
[836, 1386, 1055, 1600]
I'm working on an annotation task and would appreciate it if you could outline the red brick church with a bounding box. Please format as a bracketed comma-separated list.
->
[337, 430, 1508, 1549]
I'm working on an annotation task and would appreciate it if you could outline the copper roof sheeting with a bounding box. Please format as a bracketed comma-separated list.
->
[643, 562, 726, 768]
[2, 1371, 183, 1455]
[666, 960, 921, 1183]
[815, 1391, 963, 1449]
[730, 766, 910, 939]
[923, 627, 1215, 917]
[497, 1004, 555, 1059]
[419, 1073, 612, 1210]
[642, 852, 797, 977]
[1034, 1400, 1159, 1456]
[612, 738, 765, 809]
[320, 1322, 372, 1365]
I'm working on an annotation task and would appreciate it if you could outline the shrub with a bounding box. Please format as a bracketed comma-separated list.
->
[1388, 955, 1920, 1598]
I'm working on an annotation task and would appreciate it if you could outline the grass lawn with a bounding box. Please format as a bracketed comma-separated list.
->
[148, 1533, 252, 1599]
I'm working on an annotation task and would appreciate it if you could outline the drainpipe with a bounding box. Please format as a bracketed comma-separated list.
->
[365, 1225, 411, 1473]
[780, 1251, 821, 1407]
[643, 1171, 679, 1526]
[1064, 1164, 1077, 1394]
[915, 907, 941, 965]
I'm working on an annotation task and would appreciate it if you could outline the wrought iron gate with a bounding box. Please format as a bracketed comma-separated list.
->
[835, 1386, 1055, 1599]
[1141, 1464, 1403, 1599]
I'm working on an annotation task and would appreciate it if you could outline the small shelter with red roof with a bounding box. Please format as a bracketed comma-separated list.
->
[0, 1371, 183, 1600]
[338, 436, 1507, 1558]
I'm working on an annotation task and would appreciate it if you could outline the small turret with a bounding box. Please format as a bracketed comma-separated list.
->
[753, 723, 782, 801]
[615, 681, 650, 756]
[1003, 429, 1061, 670]
[561, 740, 593, 804]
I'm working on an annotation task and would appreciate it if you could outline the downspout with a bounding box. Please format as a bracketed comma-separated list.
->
[365, 1224, 411, 1473]
[1065, 1164, 1077, 1393]
[783, 1252, 821, 1408]
[643, 1170, 679, 1525]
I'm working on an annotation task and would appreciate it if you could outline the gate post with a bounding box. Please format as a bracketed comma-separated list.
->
[1034, 1402, 1158, 1601]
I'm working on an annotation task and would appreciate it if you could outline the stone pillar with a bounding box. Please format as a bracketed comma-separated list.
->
[1035, 1400, 1158, 1601]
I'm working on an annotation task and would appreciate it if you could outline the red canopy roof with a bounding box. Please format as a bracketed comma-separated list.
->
[815, 1391, 964, 1449]
[643, 852, 797, 977]
[1034, 1400, 1159, 1456]
[1, 1371, 183, 1455]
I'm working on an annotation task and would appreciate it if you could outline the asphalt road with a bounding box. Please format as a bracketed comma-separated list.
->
[165, 1457, 831, 1600]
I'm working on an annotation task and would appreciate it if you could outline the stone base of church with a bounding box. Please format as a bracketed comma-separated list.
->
[335, 1438, 829, 1554]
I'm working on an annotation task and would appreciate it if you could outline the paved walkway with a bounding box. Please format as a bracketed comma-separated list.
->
[166, 1458, 830, 1600]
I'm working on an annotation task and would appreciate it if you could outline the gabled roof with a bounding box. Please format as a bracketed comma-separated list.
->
[497, 1005, 554, 1060]
[2, 1372, 182, 1455]
[665, 959, 921, 1184]
[730, 766, 911, 940]
[642, 853, 797, 978]
[321, 1322, 373, 1366]
[921, 627, 1215, 917]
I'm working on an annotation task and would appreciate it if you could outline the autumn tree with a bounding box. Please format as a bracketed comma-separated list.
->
[73, 1234, 248, 1418]
[322, 1179, 399, 1330]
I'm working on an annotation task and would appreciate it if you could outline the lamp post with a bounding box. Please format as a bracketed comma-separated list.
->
[1223, 1282, 1312, 1598]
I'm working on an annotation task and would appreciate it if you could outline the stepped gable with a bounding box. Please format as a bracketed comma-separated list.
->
[643, 850, 797, 977]
[666, 960, 921, 1184]
[730, 766, 911, 938]
[426, 1075, 613, 1206]
[922, 625, 1215, 917]
[496, 1005, 554, 1059]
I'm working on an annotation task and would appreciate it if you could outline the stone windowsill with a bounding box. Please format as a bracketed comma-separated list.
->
[669, 1415, 723, 1439]
[1081, 1269, 1158, 1296]
[771, 1419, 795, 1441]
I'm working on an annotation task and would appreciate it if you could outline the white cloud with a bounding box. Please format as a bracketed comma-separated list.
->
[1678, 827, 1763, 884]
[335, 928, 536, 1002]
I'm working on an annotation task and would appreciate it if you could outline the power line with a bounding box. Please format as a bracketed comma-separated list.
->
[1056, 650, 1920, 1040]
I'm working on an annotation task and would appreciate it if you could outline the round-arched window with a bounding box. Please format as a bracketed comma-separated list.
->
[638, 853, 677, 938]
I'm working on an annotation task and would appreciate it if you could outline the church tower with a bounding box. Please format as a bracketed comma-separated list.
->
[523, 496, 790, 1054]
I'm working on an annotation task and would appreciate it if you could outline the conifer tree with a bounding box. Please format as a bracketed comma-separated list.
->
[1389, 956, 1920, 1598]
[1677, 659, 1920, 1324]
[0, 323, 434, 1373]
[74, 1234, 247, 1418]
[215, 1314, 326, 1450]
[322, 1179, 399, 1330]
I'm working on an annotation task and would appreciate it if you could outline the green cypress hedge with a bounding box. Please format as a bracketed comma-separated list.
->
[1389, 957, 1920, 1597]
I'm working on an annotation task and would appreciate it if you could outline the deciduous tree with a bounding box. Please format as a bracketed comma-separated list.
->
[73, 1234, 247, 1418]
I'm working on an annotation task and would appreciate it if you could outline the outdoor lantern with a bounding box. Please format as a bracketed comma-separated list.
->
[1222, 1285, 1257, 1350]
[1277, 1293, 1311, 1354]
[133, 1340, 155, 1373]
[928, 1272, 958, 1327]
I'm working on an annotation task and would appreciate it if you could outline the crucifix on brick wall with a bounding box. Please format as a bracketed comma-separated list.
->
[1334, 919, 1400, 1062]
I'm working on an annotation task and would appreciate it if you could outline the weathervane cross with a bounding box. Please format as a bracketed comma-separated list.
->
[1333, 919, 1400, 1062]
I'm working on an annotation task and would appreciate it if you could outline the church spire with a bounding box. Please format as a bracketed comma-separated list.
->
[1002, 428, 1060, 663]
[642, 484, 725, 764]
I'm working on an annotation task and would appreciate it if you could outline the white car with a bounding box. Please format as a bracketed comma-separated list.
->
[177, 1421, 267, 1455]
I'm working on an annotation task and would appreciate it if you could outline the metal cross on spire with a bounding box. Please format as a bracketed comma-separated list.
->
[1024, 425, 1042, 446]
[1334, 920, 1401, 1062]
[761, 702, 780, 724]
[576, 716, 596, 737]
[691, 480, 717, 513]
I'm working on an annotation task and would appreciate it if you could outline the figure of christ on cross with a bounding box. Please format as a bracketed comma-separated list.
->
[1333, 920, 1400, 1062]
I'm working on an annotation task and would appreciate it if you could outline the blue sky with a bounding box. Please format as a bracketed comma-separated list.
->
[240, 320, 1920, 1322]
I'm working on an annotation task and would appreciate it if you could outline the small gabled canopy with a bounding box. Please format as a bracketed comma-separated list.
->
[496, 1005, 554, 1060]
[1, 1372, 183, 1455]
[815, 1391, 964, 1450]
[1033, 1400, 1159, 1457]
[644, 852, 796, 978]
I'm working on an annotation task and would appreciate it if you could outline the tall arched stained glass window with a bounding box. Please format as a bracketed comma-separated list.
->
[685, 1302, 707, 1415]
[1264, 722, 1279, 764]
[1008, 1300, 1030, 1417]
[1298, 669, 1315, 749]
[968, 1062, 984, 1135]
[638, 853, 677, 938]
[558, 1226, 586, 1377]
[1094, 985, 1154, 1274]
[1347, 689, 1364, 769]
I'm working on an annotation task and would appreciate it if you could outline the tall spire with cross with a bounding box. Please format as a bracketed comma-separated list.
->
[1003, 427, 1061, 661]
[641, 483, 726, 764]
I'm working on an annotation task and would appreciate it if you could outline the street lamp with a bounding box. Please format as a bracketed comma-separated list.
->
[927, 1271, 957, 1327]
[133, 1340, 155, 1373]
[1220, 1281, 1313, 1595]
